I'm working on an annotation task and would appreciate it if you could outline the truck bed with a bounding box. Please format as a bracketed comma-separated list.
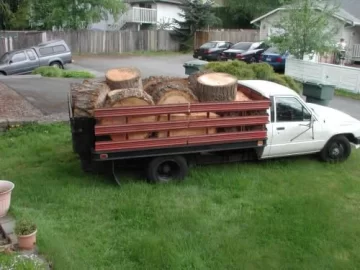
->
[69, 84, 271, 163]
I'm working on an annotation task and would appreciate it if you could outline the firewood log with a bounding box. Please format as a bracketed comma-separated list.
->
[152, 83, 198, 105]
[143, 76, 189, 96]
[71, 81, 110, 117]
[100, 88, 156, 141]
[196, 72, 238, 102]
[105, 67, 142, 90]
[157, 112, 219, 138]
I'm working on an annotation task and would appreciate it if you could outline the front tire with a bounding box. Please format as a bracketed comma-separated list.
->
[146, 155, 188, 183]
[320, 135, 351, 163]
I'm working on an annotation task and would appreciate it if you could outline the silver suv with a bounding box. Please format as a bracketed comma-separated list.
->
[0, 39, 72, 75]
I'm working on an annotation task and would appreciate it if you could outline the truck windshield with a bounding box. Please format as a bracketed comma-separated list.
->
[0, 53, 10, 64]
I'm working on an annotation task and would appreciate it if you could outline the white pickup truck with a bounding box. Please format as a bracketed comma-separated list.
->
[242, 80, 360, 162]
[69, 79, 360, 183]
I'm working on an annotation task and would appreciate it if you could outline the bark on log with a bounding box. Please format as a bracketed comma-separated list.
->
[71, 81, 110, 117]
[100, 88, 156, 141]
[143, 76, 189, 96]
[196, 72, 238, 102]
[188, 70, 212, 95]
[157, 112, 219, 138]
[152, 83, 198, 105]
[105, 67, 142, 90]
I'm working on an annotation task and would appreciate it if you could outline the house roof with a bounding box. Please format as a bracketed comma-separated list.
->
[251, 0, 360, 25]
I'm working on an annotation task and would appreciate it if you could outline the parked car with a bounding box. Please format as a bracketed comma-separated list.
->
[221, 41, 269, 63]
[260, 46, 289, 72]
[193, 41, 233, 61]
[0, 39, 72, 76]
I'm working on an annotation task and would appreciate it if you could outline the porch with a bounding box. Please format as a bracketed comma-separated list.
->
[318, 44, 360, 64]
[107, 7, 157, 31]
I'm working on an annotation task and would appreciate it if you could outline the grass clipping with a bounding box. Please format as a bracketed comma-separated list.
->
[32, 66, 95, 79]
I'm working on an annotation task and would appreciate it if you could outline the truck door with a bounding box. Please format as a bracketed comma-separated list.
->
[7, 51, 28, 75]
[25, 49, 39, 73]
[267, 96, 324, 157]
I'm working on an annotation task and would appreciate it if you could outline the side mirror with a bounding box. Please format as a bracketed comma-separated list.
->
[9, 60, 13, 65]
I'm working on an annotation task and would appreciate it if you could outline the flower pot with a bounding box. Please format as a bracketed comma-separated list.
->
[0, 180, 15, 217]
[17, 230, 37, 250]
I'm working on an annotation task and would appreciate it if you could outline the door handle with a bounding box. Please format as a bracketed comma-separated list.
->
[277, 127, 285, 130]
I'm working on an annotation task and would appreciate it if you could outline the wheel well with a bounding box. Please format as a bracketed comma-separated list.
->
[342, 133, 357, 144]
[0, 71, 6, 75]
[49, 60, 63, 66]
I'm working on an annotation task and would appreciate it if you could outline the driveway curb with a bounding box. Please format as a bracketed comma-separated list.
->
[0, 74, 42, 79]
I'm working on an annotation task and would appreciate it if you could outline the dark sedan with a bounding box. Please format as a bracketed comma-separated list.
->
[221, 42, 269, 63]
[193, 41, 233, 61]
[260, 46, 289, 72]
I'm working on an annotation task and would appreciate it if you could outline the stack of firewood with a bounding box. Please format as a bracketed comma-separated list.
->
[70, 67, 253, 140]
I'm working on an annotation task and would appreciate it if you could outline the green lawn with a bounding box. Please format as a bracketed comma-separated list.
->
[1, 123, 360, 270]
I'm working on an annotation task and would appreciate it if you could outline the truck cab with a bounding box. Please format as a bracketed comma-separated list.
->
[238, 80, 360, 162]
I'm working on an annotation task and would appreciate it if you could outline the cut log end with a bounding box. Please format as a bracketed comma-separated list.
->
[197, 72, 237, 87]
[105, 67, 142, 90]
[152, 83, 198, 105]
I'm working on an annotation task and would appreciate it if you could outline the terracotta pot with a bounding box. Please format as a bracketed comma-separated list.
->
[0, 180, 15, 217]
[17, 230, 37, 250]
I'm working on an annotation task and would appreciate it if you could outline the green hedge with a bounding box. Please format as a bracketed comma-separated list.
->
[204, 61, 302, 93]
[32, 66, 95, 79]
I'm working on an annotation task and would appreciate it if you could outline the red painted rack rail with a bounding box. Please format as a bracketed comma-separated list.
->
[93, 100, 271, 153]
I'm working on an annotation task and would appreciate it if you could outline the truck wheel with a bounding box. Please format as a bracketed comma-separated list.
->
[146, 155, 188, 183]
[50, 61, 63, 69]
[320, 135, 351, 163]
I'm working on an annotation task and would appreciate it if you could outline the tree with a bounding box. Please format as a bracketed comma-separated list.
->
[225, 0, 293, 23]
[171, 0, 221, 51]
[267, 0, 340, 59]
[0, 0, 28, 30]
[28, 0, 125, 30]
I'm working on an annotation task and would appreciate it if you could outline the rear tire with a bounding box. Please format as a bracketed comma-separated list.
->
[50, 61, 63, 69]
[146, 155, 188, 183]
[320, 135, 351, 163]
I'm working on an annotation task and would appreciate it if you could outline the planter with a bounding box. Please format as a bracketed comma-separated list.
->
[183, 59, 208, 75]
[17, 230, 37, 250]
[302, 81, 335, 107]
[0, 180, 15, 217]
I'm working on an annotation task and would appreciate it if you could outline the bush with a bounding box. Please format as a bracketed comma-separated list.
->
[204, 60, 300, 93]
[32, 66, 95, 78]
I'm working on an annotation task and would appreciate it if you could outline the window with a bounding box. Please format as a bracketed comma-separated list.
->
[217, 42, 228, 49]
[231, 42, 252, 50]
[53, 45, 66, 53]
[200, 42, 217, 49]
[39, 47, 54, 55]
[26, 50, 36, 60]
[276, 97, 311, 122]
[11, 52, 27, 63]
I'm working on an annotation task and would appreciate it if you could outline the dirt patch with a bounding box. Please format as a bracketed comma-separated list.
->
[0, 82, 43, 119]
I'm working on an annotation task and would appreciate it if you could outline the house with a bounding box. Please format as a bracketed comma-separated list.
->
[250, 0, 360, 62]
[89, 0, 186, 31]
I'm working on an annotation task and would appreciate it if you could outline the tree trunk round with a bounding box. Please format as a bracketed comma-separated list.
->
[105, 67, 142, 90]
[152, 83, 198, 105]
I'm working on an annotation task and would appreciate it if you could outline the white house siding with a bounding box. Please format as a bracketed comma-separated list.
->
[155, 2, 183, 27]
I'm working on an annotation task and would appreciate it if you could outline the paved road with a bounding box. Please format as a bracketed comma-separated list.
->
[1, 55, 360, 121]
[73, 54, 194, 78]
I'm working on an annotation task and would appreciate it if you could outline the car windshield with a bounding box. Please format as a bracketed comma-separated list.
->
[264, 47, 280, 54]
[200, 42, 217, 49]
[231, 42, 252, 50]
[0, 53, 10, 64]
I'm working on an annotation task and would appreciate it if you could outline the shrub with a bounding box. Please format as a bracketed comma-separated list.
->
[249, 62, 274, 80]
[32, 67, 95, 78]
[15, 219, 37, 236]
[204, 61, 301, 93]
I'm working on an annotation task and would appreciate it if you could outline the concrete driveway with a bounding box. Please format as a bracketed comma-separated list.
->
[73, 54, 194, 78]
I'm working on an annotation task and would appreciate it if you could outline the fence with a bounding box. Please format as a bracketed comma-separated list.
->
[285, 58, 360, 93]
[194, 29, 260, 48]
[0, 30, 179, 55]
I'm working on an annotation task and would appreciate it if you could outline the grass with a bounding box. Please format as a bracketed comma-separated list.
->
[0, 253, 47, 269]
[335, 89, 360, 100]
[32, 66, 95, 78]
[1, 123, 360, 269]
